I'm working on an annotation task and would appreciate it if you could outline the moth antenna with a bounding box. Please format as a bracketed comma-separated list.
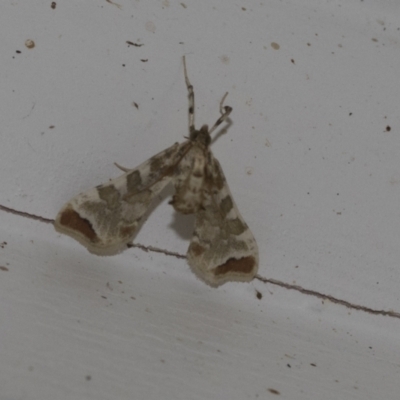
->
[208, 92, 232, 136]
[183, 56, 195, 134]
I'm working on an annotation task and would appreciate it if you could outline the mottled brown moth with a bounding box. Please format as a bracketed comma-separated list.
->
[55, 56, 258, 286]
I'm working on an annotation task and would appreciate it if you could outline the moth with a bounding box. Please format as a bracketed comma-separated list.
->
[55, 56, 258, 286]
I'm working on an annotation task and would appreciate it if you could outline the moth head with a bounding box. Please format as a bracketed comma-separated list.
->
[190, 125, 211, 147]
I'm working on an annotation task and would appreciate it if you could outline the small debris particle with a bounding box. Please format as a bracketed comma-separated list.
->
[126, 41, 144, 47]
[141, 59, 148, 62]
[268, 388, 280, 395]
[271, 42, 280, 50]
[255, 290, 262, 300]
[180, 2, 187, 8]
[25, 39, 35, 49]
[0, 266, 9, 272]
[106, 0, 122, 9]
[386, 125, 391, 132]
[51, 1, 56, 9]
[132, 102, 139, 109]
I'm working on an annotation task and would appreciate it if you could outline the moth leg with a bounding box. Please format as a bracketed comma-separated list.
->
[208, 92, 232, 135]
[182, 56, 195, 135]
[114, 162, 132, 172]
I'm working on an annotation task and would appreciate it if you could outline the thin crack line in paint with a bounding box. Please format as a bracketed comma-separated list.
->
[1, 203, 399, 318]
[0, 204, 53, 223]
[0, 204, 185, 259]
[256, 275, 400, 319]
[127, 243, 185, 259]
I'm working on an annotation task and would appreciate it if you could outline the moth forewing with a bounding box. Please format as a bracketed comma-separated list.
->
[186, 156, 258, 286]
[54, 141, 190, 255]
[55, 56, 259, 286]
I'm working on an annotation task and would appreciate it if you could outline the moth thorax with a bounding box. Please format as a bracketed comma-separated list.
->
[170, 156, 206, 214]
[190, 125, 211, 146]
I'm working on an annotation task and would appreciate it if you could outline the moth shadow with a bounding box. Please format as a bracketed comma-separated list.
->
[134, 183, 194, 241]
[169, 212, 195, 241]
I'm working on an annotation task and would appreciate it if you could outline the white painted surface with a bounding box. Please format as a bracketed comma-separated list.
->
[1, 1, 400, 398]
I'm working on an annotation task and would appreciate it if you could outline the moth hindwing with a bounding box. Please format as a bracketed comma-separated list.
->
[55, 56, 258, 287]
